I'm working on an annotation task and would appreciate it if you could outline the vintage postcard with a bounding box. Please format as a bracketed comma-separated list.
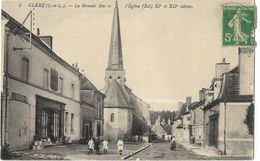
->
[0, 0, 256, 160]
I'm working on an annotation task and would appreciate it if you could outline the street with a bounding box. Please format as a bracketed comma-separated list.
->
[130, 142, 201, 160]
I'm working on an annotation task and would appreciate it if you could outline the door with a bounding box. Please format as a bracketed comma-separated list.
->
[97, 124, 101, 136]
[85, 124, 90, 139]
[209, 114, 219, 147]
[8, 101, 30, 150]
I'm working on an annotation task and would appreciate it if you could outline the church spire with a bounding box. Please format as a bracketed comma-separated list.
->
[107, 0, 123, 70]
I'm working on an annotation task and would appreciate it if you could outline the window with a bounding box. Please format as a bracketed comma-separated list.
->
[50, 68, 58, 91]
[71, 83, 75, 98]
[53, 111, 60, 137]
[71, 113, 74, 132]
[110, 113, 114, 122]
[43, 69, 49, 89]
[109, 76, 112, 79]
[59, 77, 63, 93]
[22, 57, 29, 82]
[65, 112, 68, 134]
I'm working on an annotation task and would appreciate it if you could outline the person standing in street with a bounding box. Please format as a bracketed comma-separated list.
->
[94, 137, 101, 155]
[102, 138, 109, 154]
[170, 136, 176, 151]
[88, 137, 95, 155]
[117, 137, 124, 155]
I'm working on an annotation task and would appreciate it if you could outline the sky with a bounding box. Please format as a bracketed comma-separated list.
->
[2, 0, 255, 111]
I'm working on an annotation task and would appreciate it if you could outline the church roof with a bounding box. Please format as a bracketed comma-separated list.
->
[107, 1, 123, 70]
[104, 80, 132, 108]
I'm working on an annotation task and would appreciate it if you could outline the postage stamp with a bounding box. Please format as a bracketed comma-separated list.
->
[223, 6, 255, 46]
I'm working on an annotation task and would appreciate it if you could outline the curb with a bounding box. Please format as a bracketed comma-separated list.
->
[179, 143, 253, 158]
[121, 143, 152, 160]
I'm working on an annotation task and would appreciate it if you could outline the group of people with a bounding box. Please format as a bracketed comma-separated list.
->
[87, 137, 124, 155]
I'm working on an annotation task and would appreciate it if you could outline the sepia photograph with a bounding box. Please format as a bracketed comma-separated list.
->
[0, 0, 256, 160]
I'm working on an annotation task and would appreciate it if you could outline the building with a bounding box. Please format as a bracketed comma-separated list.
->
[203, 48, 254, 156]
[172, 97, 192, 143]
[151, 117, 171, 141]
[102, 2, 150, 141]
[80, 75, 105, 141]
[189, 98, 205, 146]
[1, 10, 82, 150]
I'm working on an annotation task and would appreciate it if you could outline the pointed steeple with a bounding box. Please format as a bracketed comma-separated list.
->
[107, 0, 123, 70]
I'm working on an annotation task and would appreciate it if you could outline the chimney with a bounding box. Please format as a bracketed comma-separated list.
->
[215, 58, 230, 78]
[238, 47, 254, 95]
[37, 28, 53, 50]
[199, 88, 206, 101]
[37, 28, 40, 36]
[186, 96, 192, 106]
[39, 36, 53, 50]
[178, 102, 183, 111]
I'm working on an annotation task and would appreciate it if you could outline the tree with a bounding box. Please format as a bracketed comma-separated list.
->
[244, 103, 254, 135]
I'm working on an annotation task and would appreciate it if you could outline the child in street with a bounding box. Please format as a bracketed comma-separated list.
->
[117, 137, 124, 155]
[102, 138, 108, 154]
[88, 137, 94, 155]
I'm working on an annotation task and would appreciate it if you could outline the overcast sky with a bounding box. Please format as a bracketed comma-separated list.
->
[2, 0, 254, 111]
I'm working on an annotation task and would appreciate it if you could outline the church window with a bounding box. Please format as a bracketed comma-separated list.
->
[110, 113, 114, 122]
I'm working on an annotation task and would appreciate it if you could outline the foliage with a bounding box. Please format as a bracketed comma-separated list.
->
[244, 103, 254, 135]
[150, 110, 176, 125]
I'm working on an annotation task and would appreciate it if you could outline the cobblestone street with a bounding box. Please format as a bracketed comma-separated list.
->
[11, 142, 146, 160]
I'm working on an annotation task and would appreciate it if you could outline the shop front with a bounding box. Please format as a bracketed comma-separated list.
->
[35, 95, 65, 141]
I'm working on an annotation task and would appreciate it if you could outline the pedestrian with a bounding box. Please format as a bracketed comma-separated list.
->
[117, 137, 124, 155]
[88, 137, 94, 155]
[102, 138, 108, 154]
[170, 136, 176, 151]
[190, 135, 195, 144]
[94, 137, 101, 155]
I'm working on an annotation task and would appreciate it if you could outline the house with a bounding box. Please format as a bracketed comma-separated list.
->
[1, 10, 82, 150]
[171, 97, 192, 143]
[203, 48, 254, 156]
[151, 117, 171, 141]
[189, 98, 205, 146]
[80, 75, 105, 141]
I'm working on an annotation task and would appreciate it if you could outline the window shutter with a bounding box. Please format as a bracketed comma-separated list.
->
[51, 68, 58, 91]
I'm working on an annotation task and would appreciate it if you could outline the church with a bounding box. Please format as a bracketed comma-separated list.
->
[102, 1, 151, 141]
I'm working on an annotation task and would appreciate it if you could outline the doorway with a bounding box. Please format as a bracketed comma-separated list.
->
[209, 114, 219, 147]
[97, 124, 101, 136]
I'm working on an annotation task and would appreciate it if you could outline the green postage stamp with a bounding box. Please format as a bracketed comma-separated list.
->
[223, 6, 255, 46]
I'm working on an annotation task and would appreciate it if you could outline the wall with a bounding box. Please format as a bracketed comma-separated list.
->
[193, 105, 204, 145]
[204, 104, 220, 147]
[219, 102, 253, 156]
[239, 48, 254, 95]
[5, 27, 81, 150]
[104, 107, 133, 141]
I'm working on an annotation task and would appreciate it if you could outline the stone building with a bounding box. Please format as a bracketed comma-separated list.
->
[1, 10, 82, 150]
[102, 2, 150, 141]
[80, 75, 105, 141]
[151, 117, 171, 141]
[189, 98, 205, 146]
[203, 48, 254, 156]
[172, 97, 192, 143]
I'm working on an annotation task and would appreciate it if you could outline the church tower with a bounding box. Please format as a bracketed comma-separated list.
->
[104, 0, 126, 88]
[102, 1, 133, 141]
